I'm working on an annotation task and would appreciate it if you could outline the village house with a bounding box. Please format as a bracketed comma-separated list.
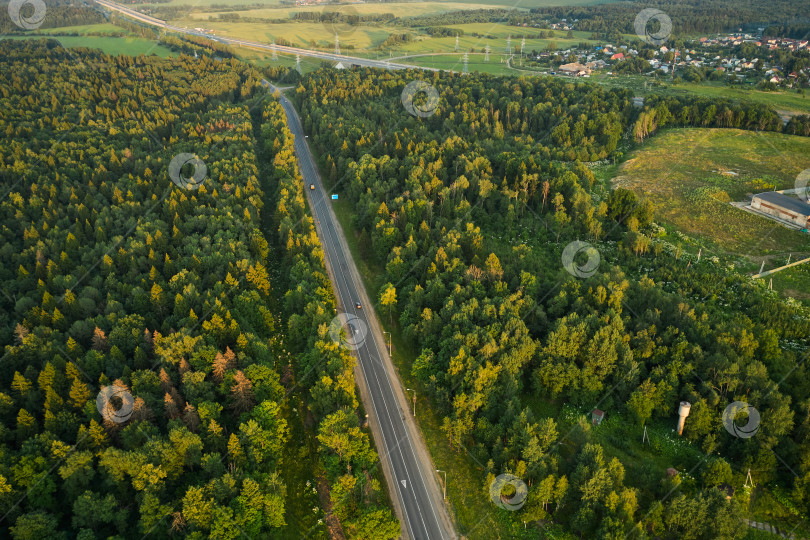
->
[558, 62, 592, 76]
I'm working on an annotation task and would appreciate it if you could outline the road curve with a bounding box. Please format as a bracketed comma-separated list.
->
[92, 0, 438, 71]
[264, 81, 456, 540]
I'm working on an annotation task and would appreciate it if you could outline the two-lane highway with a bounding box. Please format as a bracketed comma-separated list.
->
[267, 84, 456, 539]
[92, 0, 438, 71]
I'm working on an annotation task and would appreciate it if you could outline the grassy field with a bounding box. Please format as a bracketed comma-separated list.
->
[33, 23, 129, 35]
[177, 19, 391, 49]
[236, 46, 330, 72]
[181, 19, 599, 55]
[613, 127, 810, 260]
[401, 53, 505, 73]
[3, 35, 173, 57]
[191, 1, 502, 19]
[592, 73, 810, 116]
[665, 83, 810, 117]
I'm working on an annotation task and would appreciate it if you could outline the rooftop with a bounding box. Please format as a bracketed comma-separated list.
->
[753, 192, 810, 216]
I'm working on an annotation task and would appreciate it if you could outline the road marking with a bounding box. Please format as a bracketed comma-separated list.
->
[401, 480, 407, 488]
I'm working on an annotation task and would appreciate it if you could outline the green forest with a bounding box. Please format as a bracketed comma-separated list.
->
[0, 40, 397, 539]
[291, 68, 810, 538]
[2, 14, 810, 536]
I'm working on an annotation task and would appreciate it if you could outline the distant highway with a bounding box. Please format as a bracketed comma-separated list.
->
[263, 80, 456, 540]
[92, 0, 437, 71]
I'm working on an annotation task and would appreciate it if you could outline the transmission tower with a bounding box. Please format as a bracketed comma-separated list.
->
[462, 52, 468, 74]
[455, 35, 459, 51]
[485, 44, 490, 61]
[334, 33, 340, 55]
[271, 40, 277, 60]
[521, 36, 526, 55]
[506, 35, 511, 54]
[296, 54, 301, 74]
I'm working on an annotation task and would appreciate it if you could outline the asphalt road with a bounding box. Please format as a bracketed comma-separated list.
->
[266, 83, 455, 540]
[92, 0, 438, 71]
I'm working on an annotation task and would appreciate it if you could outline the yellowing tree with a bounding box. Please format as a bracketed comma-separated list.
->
[379, 283, 397, 324]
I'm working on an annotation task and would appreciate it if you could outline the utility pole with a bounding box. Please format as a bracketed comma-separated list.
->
[436, 469, 447, 499]
[406, 388, 416, 417]
[382, 331, 392, 356]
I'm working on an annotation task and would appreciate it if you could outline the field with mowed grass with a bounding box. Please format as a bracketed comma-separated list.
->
[32, 23, 129, 35]
[613, 128, 810, 258]
[3, 35, 173, 57]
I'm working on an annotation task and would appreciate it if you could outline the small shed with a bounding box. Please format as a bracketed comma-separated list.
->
[591, 409, 605, 425]
[666, 468, 679, 478]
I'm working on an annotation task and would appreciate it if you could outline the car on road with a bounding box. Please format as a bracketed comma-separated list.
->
[310, 184, 315, 190]
[354, 301, 362, 309]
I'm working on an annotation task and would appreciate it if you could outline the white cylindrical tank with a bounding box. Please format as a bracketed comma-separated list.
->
[676, 401, 691, 435]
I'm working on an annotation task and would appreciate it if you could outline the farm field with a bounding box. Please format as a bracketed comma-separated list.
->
[191, 1, 503, 19]
[2, 35, 173, 56]
[612, 127, 810, 258]
[168, 16, 601, 53]
[174, 19, 390, 49]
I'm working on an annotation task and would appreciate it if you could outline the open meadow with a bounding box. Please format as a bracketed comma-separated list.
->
[2, 35, 173, 56]
[612, 128, 810, 259]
